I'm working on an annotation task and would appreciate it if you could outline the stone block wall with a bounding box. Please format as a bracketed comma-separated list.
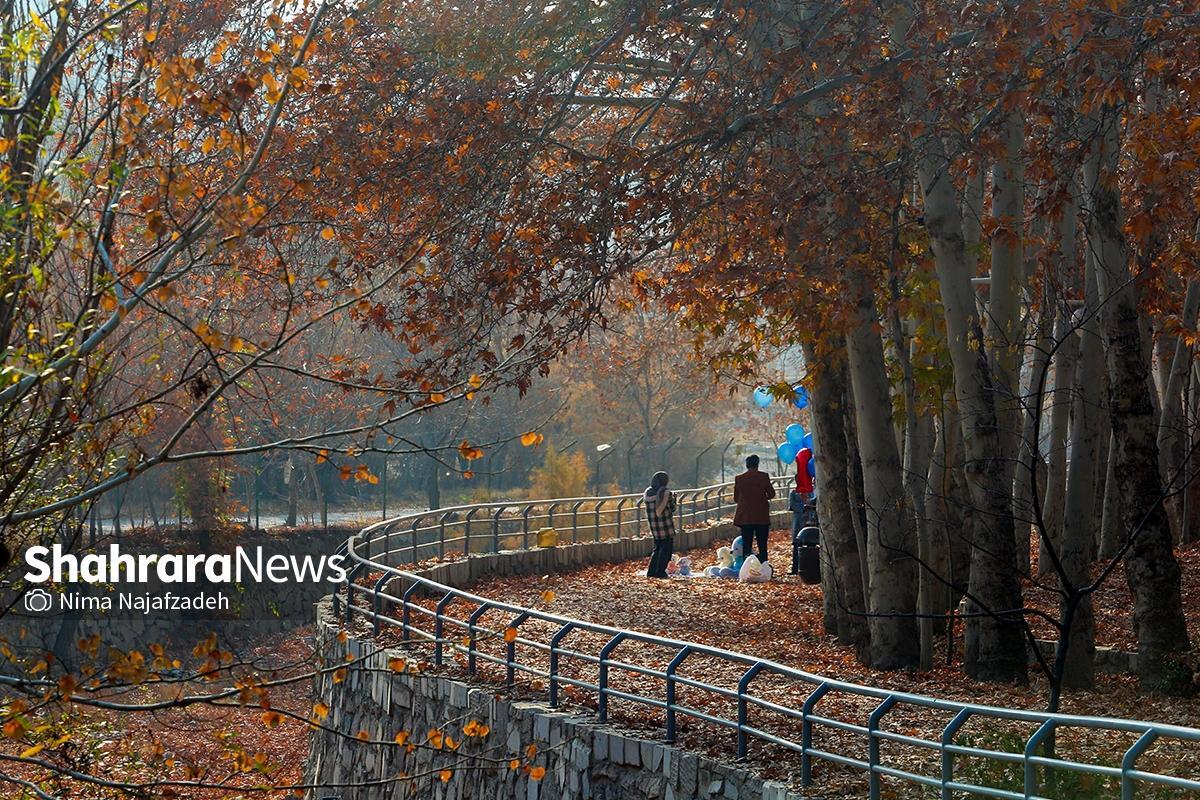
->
[399, 513, 792, 596]
[306, 597, 805, 800]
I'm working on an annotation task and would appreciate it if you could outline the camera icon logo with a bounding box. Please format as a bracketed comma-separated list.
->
[24, 588, 53, 613]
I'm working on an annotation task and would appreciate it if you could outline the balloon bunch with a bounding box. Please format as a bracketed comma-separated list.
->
[751, 384, 809, 410]
[750, 383, 817, 480]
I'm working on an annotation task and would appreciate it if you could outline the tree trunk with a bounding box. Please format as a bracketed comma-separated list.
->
[804, 340, 870, 664]
[307, 460, 327, 530]
[1038, 312, 1078, 576]
[988, 111, 1025, 577]
[844, 273, 918, 669]
[907, 412, 935, 670]
[1158, 276, 1200, 504]
[925, 402, 955, 626]
[914, 166, 1028, 680]
[1014, 302, 1052, 574]
[1098, 432, 1122, 559]
[844, 386, 871, 601]
[1185, 366, 1200, 543]
[426, 457, 441, 510]
[1057, 250, 1105, 690]
[285, 455, 298, 527]
[1091, 408, 1110, 559]
[890, 7, 1026, 683]
[1083, 98, 1191, 692]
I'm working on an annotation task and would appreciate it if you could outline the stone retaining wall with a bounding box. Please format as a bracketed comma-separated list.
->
[306, 514, 802, 800]
[403, 513, 792, 594]
[306, 596, 805, 800]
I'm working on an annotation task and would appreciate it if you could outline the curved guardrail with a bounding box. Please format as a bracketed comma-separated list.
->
[335, 479, 1200, 800]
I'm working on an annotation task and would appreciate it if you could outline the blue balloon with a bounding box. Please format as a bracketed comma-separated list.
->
[792, 385, 810, 410]
[807, 459, 816, 478]
[802, 432, 814, 451]
[753, 386, 773, 408]
[785, 423, 806, 446]
[777, 441, 798, 463]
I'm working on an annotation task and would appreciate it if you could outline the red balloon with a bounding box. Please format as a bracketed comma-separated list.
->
[794, 447, 814, 493]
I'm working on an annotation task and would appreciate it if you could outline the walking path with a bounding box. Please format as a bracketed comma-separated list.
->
[380, 531, 1200, 796]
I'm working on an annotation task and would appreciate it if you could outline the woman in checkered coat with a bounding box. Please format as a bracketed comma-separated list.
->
[644, 471, 676, 578]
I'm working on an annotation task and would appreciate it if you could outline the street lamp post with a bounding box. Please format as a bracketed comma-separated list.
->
[593, 443, 614, 495]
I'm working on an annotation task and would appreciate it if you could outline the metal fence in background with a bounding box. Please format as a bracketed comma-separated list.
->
[334, 480, 1200, 800]
[350, 477, 793, 564]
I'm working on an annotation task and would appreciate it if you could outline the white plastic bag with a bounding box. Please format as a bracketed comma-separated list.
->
[738, 554, 773, 583]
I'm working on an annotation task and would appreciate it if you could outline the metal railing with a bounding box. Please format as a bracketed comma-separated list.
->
[348, 476, 792, 564]
[335, 480, 1200, 800]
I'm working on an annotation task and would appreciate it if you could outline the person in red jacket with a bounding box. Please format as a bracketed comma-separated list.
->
[733, 454, 776, 564]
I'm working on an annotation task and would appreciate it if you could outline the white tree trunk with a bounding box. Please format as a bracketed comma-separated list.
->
[1158, 276, 1200, 497]
[889, 4, 1026, 682]
[987, 112, 1025, 572]
[803, 339, 870, 661]
[1039, 311, 1078, 576]
[845, 274, 919, 669]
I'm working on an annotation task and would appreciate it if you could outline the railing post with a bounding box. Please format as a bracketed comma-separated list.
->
[433, 592, 453, 665]
[548, 623, 576, 707]
[466, 603, 491, 674]
[1024, 719, 1057, 798]
[1121, 729, 1158, 800]
[616, 498, 627, 537]
[665, 646, 693, 744]
[464, 508, 478, 553]
[594, 501, 603, 542]
[868, 696, 898, 800]
[491, 507, 504, 553]
[371, 572, 393, 636]
[400, 582, 420, 641]
[801, 683, 830, 787]
[409, 516, 421, 563]
[343, 563, 364, 622]
[438, 512, 451, 558]
[548, 502, 557, 530]
[597, 632, 627, 722]
[940, 708, 972, 800]
[571, 500, 584, 543]
[505, 612, 531, 687]
[736, 663, 766, 761]
[522, 505, 532, 548]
